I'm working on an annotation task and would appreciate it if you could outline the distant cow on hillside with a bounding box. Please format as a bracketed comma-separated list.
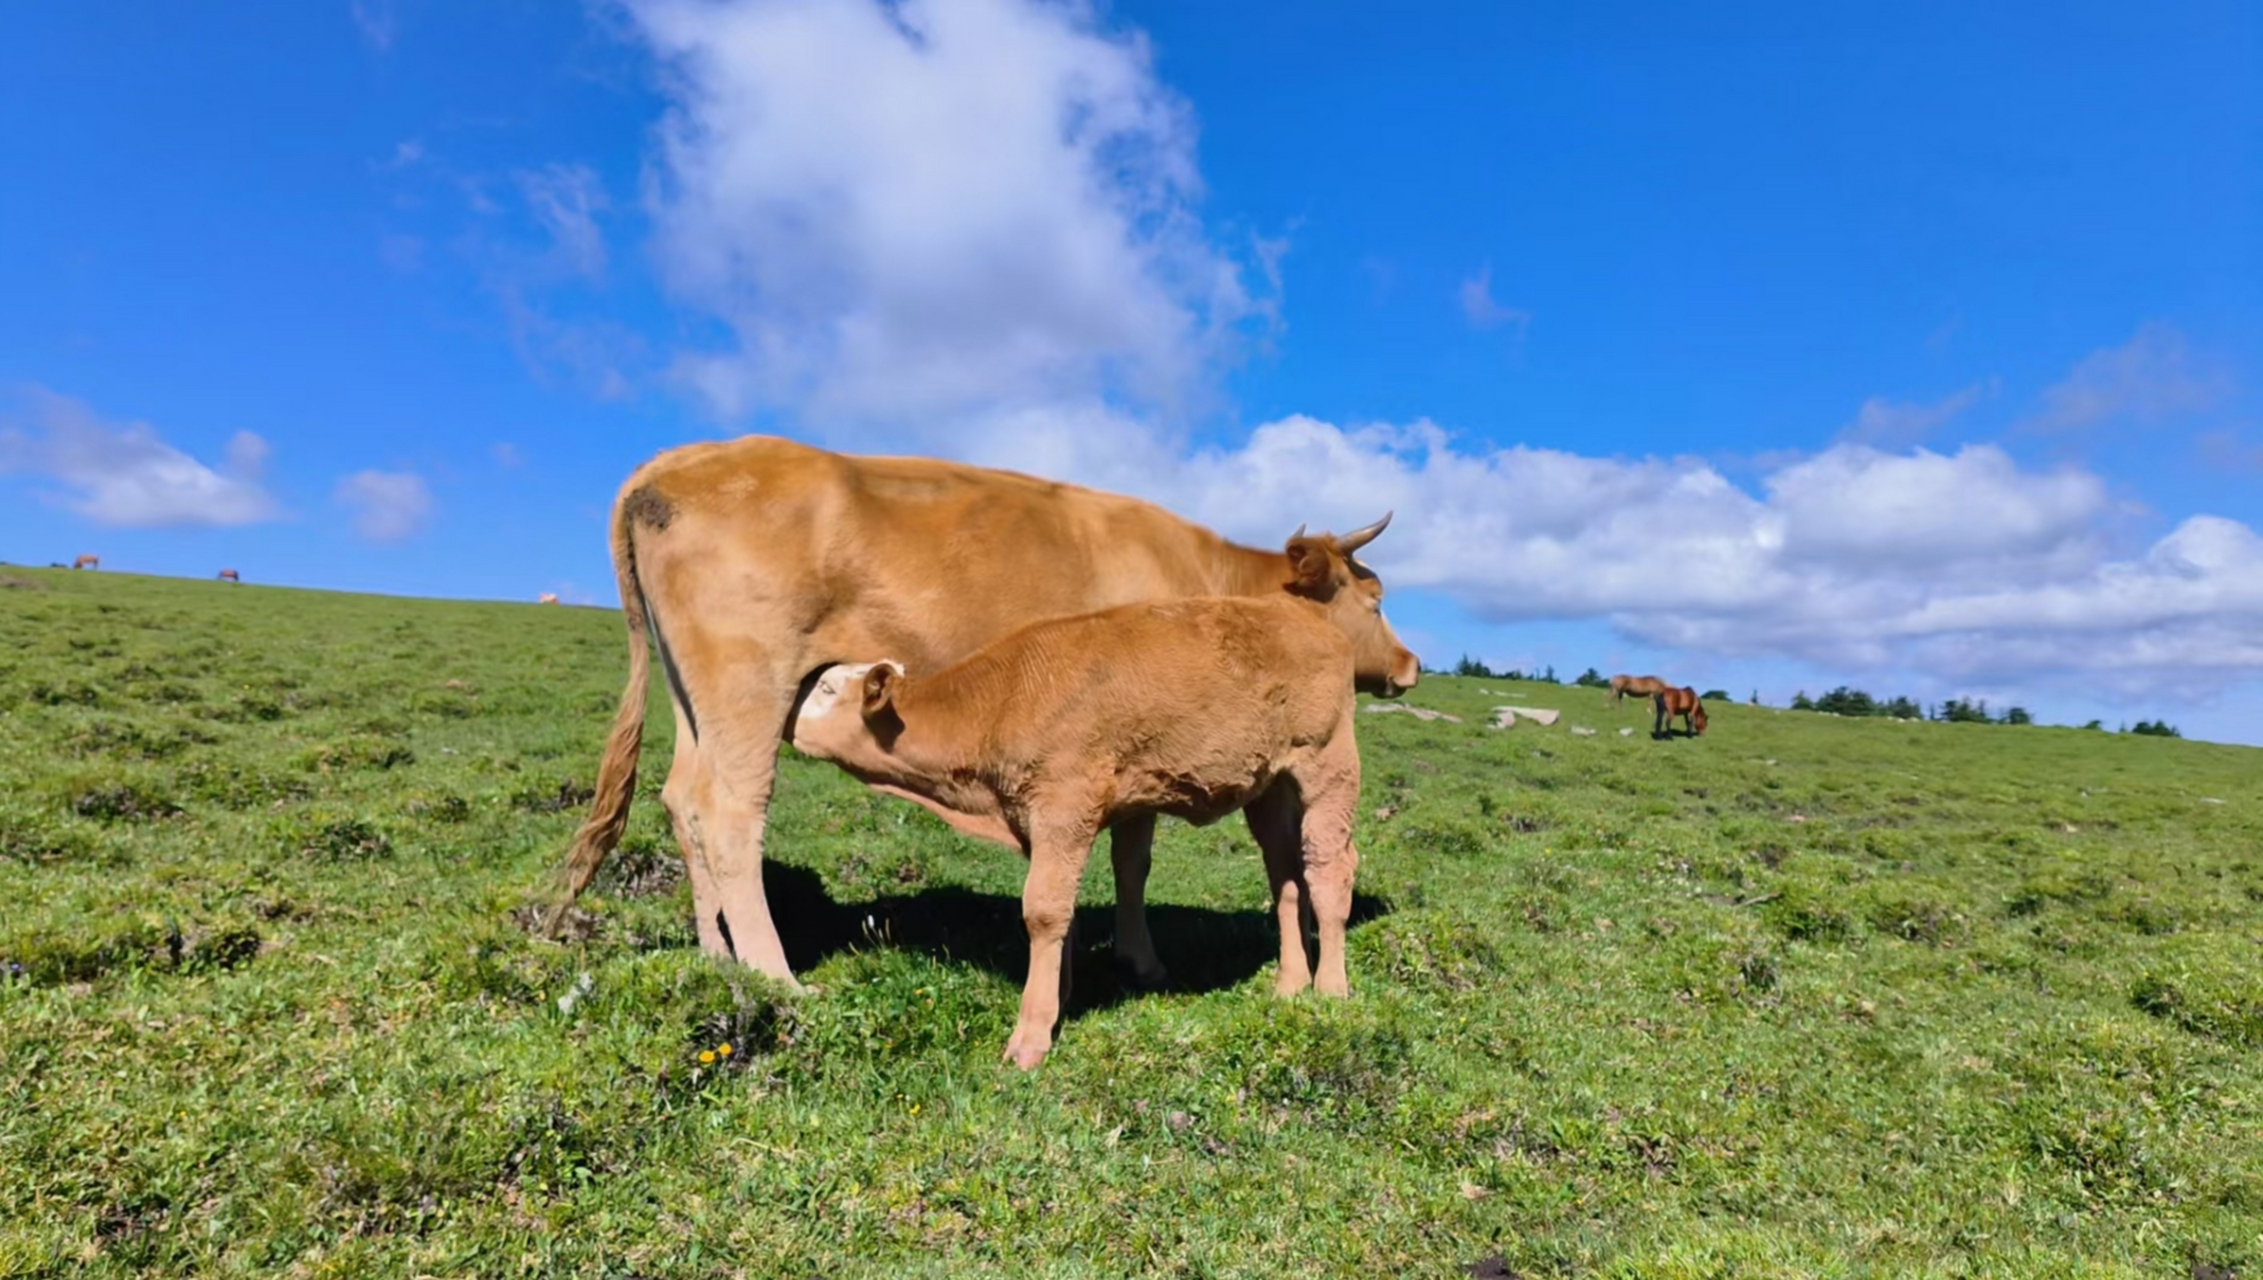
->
[218, 568, 240, 583]
[72, 555, 99, 571]
[790, 594, 1371, 1070]
[537, 592, 560, 605]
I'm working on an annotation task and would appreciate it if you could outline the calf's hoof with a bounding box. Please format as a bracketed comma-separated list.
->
[1001, 1028, 1052, 1071]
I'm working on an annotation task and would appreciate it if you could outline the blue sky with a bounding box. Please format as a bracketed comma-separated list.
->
[4, 1, 2260, 740]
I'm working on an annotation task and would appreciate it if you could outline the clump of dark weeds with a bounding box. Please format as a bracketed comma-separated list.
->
[69, 783, 182, 823]
[512, 778, 596, 814]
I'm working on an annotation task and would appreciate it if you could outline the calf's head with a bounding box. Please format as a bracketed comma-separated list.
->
[789, 660, 906, 766]
[1285, 513, 1421, 698]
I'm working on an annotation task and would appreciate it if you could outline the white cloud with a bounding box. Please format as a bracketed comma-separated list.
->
[335, 469, 434, 541]
[495, 294, 643, 401]
[1762, 443, 2108, 577]
[1836, 381, 1990, 448]
[0, 388, 280, 528]
[967, 407, 2263, 695]
[515, 163, 609, 283]
[2028, 322, 2234, 432]
[491, 442, 524, 468]
[586, 3, 2256, 709]
[1457, 265, 1530, 335]
[458, 163, 641, 398]
[350, 0, 398, 51]
[623, 0, 1266, 427]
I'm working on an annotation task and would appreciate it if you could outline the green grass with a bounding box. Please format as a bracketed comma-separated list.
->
[3, 567, 2260, 1278]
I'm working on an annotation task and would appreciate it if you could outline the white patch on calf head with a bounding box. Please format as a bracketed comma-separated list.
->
[791, 660, 903, 758]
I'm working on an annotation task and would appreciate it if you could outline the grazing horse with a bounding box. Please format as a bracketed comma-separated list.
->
[1609, 674, 1669, 706]
[218, 568, 240, 583]
[537, 592, 560, 605]
[72, 555, 99, 571]
[1653, 686, 1707, 738]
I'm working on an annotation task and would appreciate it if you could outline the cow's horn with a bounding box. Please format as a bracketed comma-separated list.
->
[1291, 523, 1307, 541]
[1337, 511, 1393, 552]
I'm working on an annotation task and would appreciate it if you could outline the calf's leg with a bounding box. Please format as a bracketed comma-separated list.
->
[1244, 783, 1315, 997]
[1297, 744, 1363, 998]
[1005, 817, 1098, 1070]
[1108, 816, 1171, 991]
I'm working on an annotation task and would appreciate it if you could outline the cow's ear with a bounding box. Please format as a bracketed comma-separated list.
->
[1285, 535, 1337, 597]
[861, 662, 902, 719]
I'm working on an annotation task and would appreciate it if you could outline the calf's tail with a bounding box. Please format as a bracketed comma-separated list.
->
[545, 491, 651, 934]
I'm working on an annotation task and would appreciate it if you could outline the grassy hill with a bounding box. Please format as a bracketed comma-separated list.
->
[2, 567, 2259, 1278]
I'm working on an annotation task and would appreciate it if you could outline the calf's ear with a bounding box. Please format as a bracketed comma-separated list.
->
[861, 661, 903, 719]
[1285, 534, 1337, 597]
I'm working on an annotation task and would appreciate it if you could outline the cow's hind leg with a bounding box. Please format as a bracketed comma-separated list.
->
[659, 653, 802, 988]
[657, 700, 728, 958]
[1245, 782, 1315, 997]
[1005, 814, 1099, 1070]
[1108, 816, 1171, 992]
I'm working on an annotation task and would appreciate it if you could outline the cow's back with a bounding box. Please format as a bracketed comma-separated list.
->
[628, 436, 1238, 676]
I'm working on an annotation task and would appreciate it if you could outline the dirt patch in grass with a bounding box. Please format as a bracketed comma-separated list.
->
[592, 835, 685, 897]
[512, 777, 596, 813]
[68, 781, 183, 823]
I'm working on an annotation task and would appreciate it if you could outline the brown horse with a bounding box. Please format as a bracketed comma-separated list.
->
[1609, 674, 1669, 706]
[1653, 686, 1708, 738]
[72, 554, 99, 571]
[218, 568, 240, 583]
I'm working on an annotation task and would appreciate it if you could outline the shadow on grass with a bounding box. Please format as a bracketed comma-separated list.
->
[762, 861, 1392, 1018]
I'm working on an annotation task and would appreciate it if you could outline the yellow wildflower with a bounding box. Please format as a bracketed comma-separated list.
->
[718, 1043, 733, 1057]
[699, 1050, 716, 1064]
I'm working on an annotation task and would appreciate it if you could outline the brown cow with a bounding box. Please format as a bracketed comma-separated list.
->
[548, 435, 1418, 990]
[1609, 674, 1669, 706]
[1653, 686, 1708, 738]
[790, 594, 1365, 1069]
[218, 569, 240, 583]
[72, 555, 99, 571]
[537, 592, 560, 605]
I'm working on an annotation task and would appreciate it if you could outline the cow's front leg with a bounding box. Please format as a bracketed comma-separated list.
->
[1244, 783, 1314, 997]
[1108, 816, 1171, 992]
[1005, 820, 1097, 1070]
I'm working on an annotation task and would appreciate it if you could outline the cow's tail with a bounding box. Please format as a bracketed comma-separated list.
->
[545, 490, 651, 935]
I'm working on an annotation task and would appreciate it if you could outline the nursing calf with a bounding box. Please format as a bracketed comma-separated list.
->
[790, 595, 1365, 1070]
